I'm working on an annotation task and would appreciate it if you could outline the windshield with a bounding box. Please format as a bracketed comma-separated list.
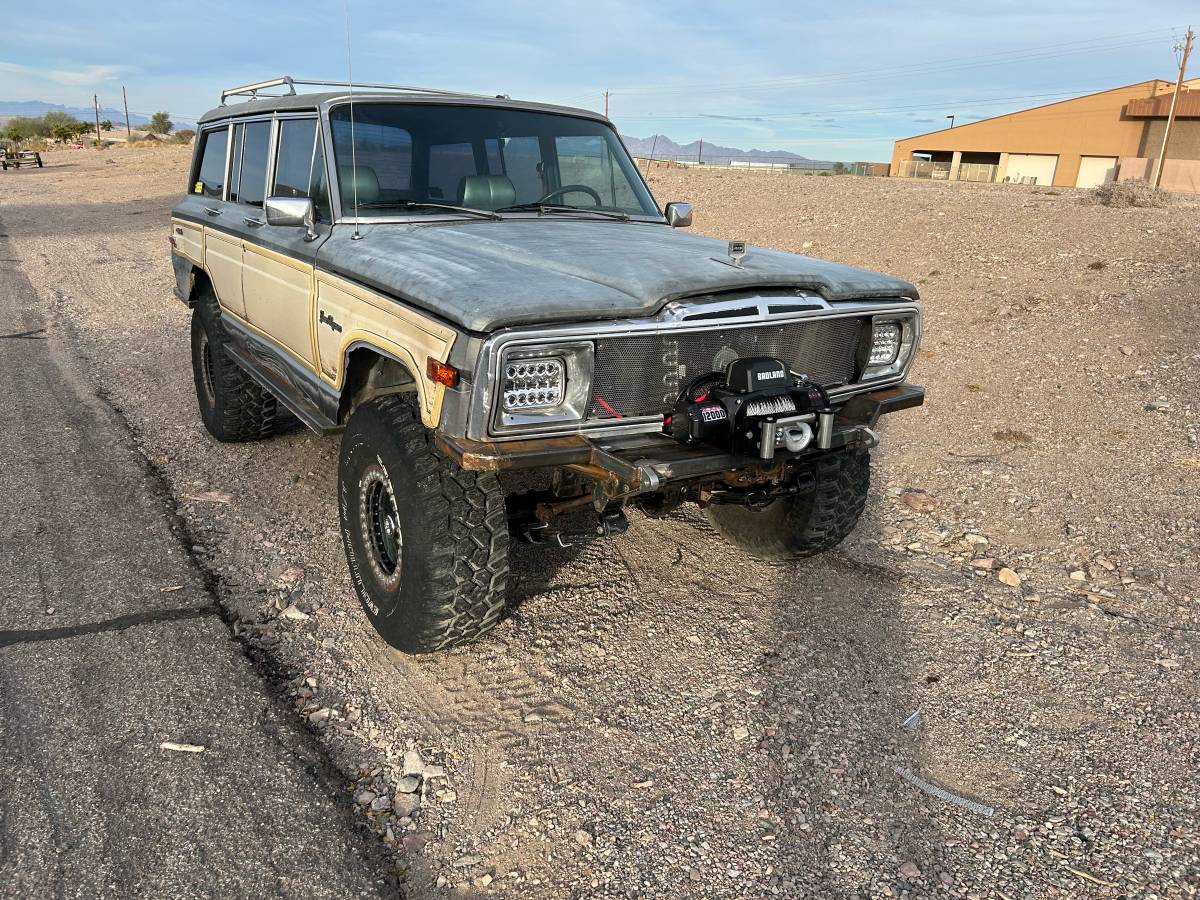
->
[329, 103, 659, 219]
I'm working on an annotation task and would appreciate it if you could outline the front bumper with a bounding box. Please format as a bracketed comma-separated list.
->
[437, 383, 924, 492]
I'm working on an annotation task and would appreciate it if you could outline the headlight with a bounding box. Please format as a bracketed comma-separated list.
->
[503, 358, 565, 411]
[495, 342, 594, 428]
[859, 314, 918, 381]
[868, 321, 901, 366]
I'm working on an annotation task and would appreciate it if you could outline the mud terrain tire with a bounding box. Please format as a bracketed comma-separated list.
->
[190, 292, 277, 442]
[705, 447, 870, 560]
[338, 395, 510, 653]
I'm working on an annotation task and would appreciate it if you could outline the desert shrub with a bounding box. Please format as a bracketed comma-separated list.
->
[1092, 179, 1166, 208]
[171, 129, 196, 144]
[127, 132, 145, 143]
[147, 111, 173, 134]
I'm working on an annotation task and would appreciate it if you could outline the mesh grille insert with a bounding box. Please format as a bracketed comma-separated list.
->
[588, 317, 863, 420]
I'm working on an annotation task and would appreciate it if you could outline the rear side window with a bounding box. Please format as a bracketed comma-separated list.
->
[193, 127, 228, 197]
[233, 121, 270, 207]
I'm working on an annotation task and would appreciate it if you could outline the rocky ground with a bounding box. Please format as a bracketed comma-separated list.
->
[1, 146, 1197, 898]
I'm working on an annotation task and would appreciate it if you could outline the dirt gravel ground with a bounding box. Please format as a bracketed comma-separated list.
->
[1, 146, 1197, 898]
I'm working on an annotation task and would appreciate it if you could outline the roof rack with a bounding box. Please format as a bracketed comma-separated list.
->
[220, 76, 501, 105]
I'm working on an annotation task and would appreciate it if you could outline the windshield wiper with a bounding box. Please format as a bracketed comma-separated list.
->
[351, 201, 501, 220]
[496, 203, 629, 221]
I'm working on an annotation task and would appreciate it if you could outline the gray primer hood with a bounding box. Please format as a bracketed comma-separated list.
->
[316, 220, 917, 333]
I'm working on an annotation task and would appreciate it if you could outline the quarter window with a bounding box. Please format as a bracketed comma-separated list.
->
[193, 127, 228, 197]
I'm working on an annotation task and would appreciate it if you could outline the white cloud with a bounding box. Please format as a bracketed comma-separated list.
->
[0, 60, 132, 87]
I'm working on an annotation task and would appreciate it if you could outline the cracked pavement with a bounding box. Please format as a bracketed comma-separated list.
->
[0, 221, 391, 898]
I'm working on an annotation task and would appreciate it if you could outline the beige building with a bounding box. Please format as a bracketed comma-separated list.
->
[890, 78, 1200, 191]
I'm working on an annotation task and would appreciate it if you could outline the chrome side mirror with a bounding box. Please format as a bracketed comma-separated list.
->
[664, 201, 693, 228]
[265, 196, 317, 241]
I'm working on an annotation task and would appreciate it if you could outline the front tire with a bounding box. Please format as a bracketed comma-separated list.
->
[705, 447, 871, 560]
[338, 395, 510, 653]
[190, 292, 277, 442]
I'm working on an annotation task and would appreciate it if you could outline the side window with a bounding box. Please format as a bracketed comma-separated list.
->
[310, 142, 331, 222]
[228, 124, 245, 203]
[234, 121, 270, 208]
[428, 142, 475, 201]
[273, 119, 317, 198]
[193, 127, 228, 197]
[272, 118, 331, 222]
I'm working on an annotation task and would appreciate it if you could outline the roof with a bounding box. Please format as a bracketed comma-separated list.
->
[197, 90, 610, 126]
[892, 78, 1175, 145]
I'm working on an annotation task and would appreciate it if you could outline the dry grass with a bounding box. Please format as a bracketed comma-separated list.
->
[1090, 178, 1167, 208]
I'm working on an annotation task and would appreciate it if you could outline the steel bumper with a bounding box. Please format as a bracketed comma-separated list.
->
[437, 383, 925, 491]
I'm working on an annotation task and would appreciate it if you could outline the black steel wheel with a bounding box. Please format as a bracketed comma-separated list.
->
[338, 395, 509, 653]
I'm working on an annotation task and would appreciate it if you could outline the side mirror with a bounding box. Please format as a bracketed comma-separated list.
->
[664, 201, 693, 228]
[265, 196, 317, 241]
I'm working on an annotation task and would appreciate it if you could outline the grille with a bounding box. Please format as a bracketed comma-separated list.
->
[588, 317, 863, 420]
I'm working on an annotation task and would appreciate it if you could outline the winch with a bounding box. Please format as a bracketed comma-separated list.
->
[666, 357, 831, 460]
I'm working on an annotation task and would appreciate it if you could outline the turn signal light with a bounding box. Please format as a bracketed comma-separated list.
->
[427, 357, 459, 388]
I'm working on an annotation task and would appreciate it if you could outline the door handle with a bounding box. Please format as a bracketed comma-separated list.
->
[203, 206, 222, 216]
[243, 216, 265, 227]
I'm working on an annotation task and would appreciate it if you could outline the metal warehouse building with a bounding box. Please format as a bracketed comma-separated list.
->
[890, 78, 1200, 191]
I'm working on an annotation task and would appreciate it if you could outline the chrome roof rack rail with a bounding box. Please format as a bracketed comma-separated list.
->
[220, 76, 500, 105]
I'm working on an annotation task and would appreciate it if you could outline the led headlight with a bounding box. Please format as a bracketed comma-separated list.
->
[495, 342, 594, 429]
[503, 358, 564, 411]
[859, 313, 919, 382]
[869, 321, 902, 366]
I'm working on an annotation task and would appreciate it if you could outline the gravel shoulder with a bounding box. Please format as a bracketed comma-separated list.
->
[1, 147, 1197, 898]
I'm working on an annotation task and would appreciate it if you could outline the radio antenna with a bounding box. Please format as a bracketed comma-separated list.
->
[344, 0, 362, 240]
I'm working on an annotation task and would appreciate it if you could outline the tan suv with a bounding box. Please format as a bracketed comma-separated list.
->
[170, 77, 924, 654]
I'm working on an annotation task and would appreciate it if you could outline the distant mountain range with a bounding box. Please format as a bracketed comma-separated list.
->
[0, 100, 197, 130]
[1, 103, 826, 162]
[621, 134, 834, 167]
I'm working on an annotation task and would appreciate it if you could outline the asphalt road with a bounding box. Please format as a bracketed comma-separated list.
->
[0, 221, 390, 898]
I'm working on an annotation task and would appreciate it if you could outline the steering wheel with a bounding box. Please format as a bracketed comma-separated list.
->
[537, 184, 603, 206]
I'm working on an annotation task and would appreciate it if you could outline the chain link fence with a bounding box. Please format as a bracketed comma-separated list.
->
[636, 156, 836, 175]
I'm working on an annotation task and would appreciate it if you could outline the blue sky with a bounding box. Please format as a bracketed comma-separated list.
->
[0, 1, 1192, 161]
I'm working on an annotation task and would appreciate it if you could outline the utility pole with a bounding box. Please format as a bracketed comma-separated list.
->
[697, 138, 703, 164]
[1154, 27, 1194, 189]
[122, 85, 131, 138]
[946, 114, 955, 128]
[93, 94, 102, 147]
[649, 133, 659, 164]
[603, 90, 609, 117]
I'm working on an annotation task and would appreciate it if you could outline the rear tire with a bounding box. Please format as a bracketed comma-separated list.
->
[705, 447, 870, 560]
[190, 291, 277, 442]
[338, 395, 510, 653]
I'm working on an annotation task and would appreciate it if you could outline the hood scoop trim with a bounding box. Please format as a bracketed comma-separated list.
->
[659, 290, 830, 323]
